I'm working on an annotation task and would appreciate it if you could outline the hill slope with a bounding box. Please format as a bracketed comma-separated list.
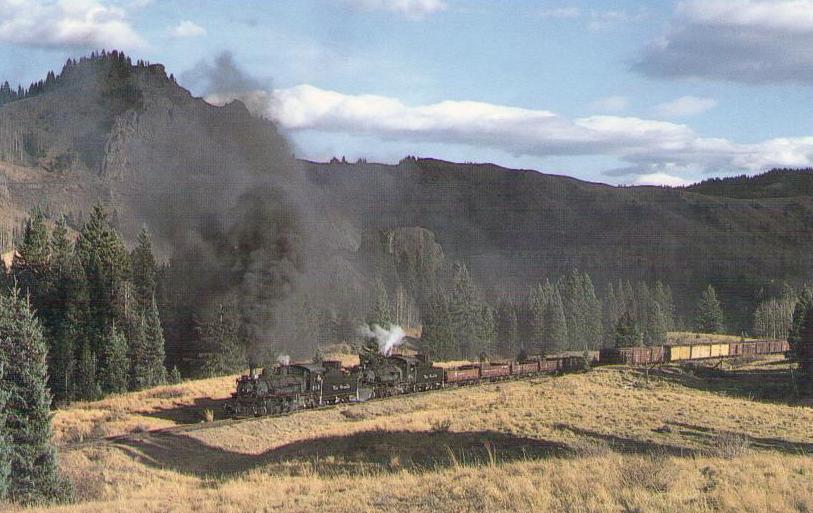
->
[2, 55, 813, 331]
[306, 159, 813, 328]
[15, 358, 813, 513]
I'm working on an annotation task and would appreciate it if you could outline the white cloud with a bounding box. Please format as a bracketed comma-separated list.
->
[654, 96, 717, 118]
[588, 9, 648, 30]
[0, 0, 146, 50]
[591, 96, 629, 113]
[537, 7, 580, 19]
[678, 0, 813, 32]
[631, 172, 693, 187]
[205, 85, 813, 181]
[636, 1, 813, 83]
[170, 20, 206, 38]
[341, 0, 447, 18]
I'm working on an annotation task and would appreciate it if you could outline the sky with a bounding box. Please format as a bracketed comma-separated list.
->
[3, 0, 813, 186]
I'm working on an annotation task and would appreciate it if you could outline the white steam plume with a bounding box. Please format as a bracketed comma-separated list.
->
[358, 323, 407, 355]
[277, 354, 291, 366]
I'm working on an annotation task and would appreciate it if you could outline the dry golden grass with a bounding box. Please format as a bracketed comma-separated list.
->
[52, 375, 238, 444]
[12, 356, 813, 513]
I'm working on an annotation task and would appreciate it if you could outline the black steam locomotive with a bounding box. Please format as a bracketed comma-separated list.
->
[226, 340, 445, 416]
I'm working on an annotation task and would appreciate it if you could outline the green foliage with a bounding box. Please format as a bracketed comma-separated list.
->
[130, 227, 157, 311]
[0, 362, 10, 501]
[198, 301, 248, 377]
[614, 311, 642, 348]
[128, 298, 167, 390]
[168, 365, 182, 385]
[76, 204, 131, 344]
[695, 285, 725, 334]
[0, 288, 72, 504]
[74, 341, 100, 401]
[788, 287, 812, 358]
[495, 298, 519, 356]
[367, 277, 392, 328]
[420, 287, 456, 360]
[99, 324, 129, 394]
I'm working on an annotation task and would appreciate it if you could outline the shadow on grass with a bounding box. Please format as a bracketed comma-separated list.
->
[112, 429, 571, 478]
[627, 364, 804, 405]
[141, 397, 230, 424]
[668, 421, 813, 455]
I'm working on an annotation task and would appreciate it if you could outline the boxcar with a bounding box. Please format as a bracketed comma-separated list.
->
[709, 343, 730, 358]
[445, 366, 480, 383]
[540, 358, 561, 372]
[600, 346, 664, 365]
[667, 345, 692, 361]
[480, 363, 511, 379]
[511, 361, 540, 376]
[690, 344, 712, 359]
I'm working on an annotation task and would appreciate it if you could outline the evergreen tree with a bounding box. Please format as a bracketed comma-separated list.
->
[130, 227, 157, 311]
[128, 298, 167, 390]
[420, 287, 456, 360]
[74, 342, 100, 401]
[643, 301, 668, 346]
[0, 361, 10, 501]
[367, 277, 392, 328]
[0, 288, 71, 504]
[142, 298, 167, 386]
[479, 304, 497, 355]
[198, 302, 247, 377]
[448, 263, 484, 357]
[695, 285, 725, 334]
[542, 283, 568, 353]
[44, 217, 87, 403]
[99, 324, 128, 394]
[788, 287, 812, 358]
[495, 297, 519, 357]
[75, 205, 130, 347]
[528, 282, 547, 351]
[614, 311, 642, 347]
[11, 208, 51, 309]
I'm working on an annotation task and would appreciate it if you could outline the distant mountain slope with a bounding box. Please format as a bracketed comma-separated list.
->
[305, 159, 813, 329]
[687, 169, 813, 198]
[1, 54, 812, 332]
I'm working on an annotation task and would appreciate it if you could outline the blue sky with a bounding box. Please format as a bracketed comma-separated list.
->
[3, 0, 813, 185]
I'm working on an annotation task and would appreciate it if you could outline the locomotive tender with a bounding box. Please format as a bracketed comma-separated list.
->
[226, 338, 789, 417]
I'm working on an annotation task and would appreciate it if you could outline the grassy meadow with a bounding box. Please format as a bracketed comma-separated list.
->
[11, 352, 813, 513]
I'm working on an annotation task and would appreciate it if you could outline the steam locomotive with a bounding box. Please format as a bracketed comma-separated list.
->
[225, 337, 789, 417]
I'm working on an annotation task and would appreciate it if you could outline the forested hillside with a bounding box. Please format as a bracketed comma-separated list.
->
[1, 53, 813, 377]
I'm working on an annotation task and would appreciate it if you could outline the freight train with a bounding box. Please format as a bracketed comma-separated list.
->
[225, 338, 789, 417]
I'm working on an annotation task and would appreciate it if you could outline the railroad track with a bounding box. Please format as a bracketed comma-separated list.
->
[60, 371, 561, 451]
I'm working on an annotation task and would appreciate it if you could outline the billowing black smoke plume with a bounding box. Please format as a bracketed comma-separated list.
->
[117, 52, 326, 366]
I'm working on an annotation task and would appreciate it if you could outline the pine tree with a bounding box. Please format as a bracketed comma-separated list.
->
[44, 217, 87, 403]
[614, 311, 642, 347]
[0, 288, 72, 504]
[74, 341, 100, 401]
[528, 282, 547, 351]
[695, 285, 725, 334]
[542, 285, 568, 353]
[495, 297, 519, 357]
[788, 287, 812, 358]
[130, 227, 156, 311]
[76, 205, 131, 346]
[199, 302, 247, 377]
[643, 301, 667, 346]
[367, 276, 392, 328]
[0, 360, 10, 501]
[420, 287, 456, 360]
[99, 323, 128, 394]
[448, 263, 483, 357]
[142, 298, 167, 387]
[11, 208, 51, 308]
